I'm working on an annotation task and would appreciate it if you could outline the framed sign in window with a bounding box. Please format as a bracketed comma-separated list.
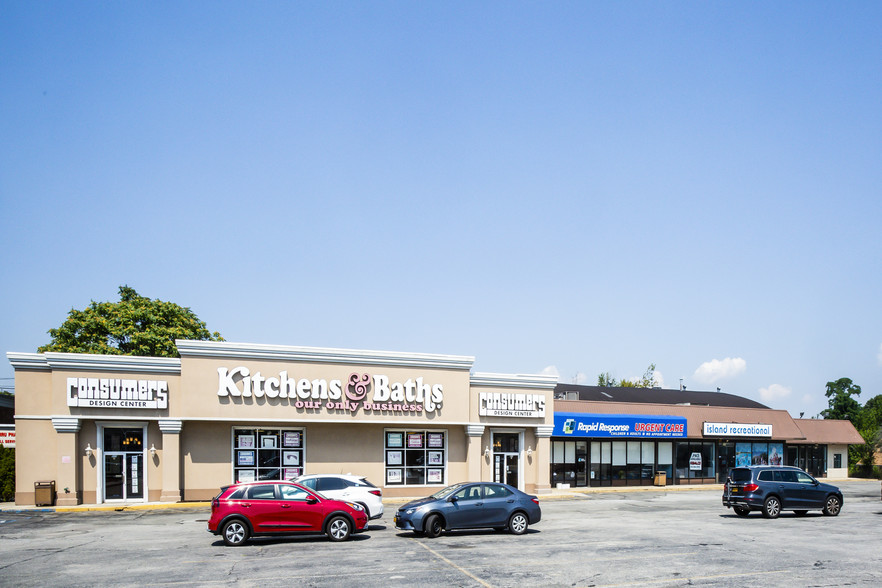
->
[427, 433, 444, 448]
[237, 434, 255, 449]
[237, 470, 255, 483]
[283, 451, 300, 466]
[387, 451, 402, 466]
[283, 431, 302, 448]
[386, 469, 403, 484]
[428, 451, 444, 466]
[407, 433, 424, 448]
[386, 432, 403, 448]
[427, 468, 443, 483]
[237, 450, 255, 467]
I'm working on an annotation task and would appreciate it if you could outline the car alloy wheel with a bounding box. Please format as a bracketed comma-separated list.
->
[326, 516, 351, 542]
[424, 514, 443, 538]
[508, 512, 528, 535]
[222, 520, 249, 546]
[762, 496, 781, 519]
[823, 495, 841, 516]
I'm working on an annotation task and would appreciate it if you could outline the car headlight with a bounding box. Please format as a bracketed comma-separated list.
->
[346, 502, 364, 511]
[405, 508, 415, 515]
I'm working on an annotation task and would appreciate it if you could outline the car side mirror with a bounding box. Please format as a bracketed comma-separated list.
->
[307, 496, 318, 504]
[447, 495, 457, 503]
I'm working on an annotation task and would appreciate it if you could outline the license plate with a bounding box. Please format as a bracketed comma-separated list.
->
[732, 488, 739, 493]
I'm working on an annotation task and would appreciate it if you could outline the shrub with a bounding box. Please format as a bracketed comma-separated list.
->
[0, 445, 14, 501]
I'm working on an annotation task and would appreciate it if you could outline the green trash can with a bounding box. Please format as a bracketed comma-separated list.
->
[34, 481, 56, 506]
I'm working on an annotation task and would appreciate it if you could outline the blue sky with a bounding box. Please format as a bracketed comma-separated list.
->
[2, 2, 880, 417]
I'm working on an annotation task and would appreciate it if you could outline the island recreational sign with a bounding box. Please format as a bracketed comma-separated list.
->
[217, 367, 444, 416]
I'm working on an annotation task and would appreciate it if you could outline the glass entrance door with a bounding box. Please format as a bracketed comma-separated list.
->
[103, 428, 145, 502]
[491, 432, 520, 488]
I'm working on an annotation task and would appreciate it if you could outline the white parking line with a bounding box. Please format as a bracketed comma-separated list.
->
[413, 539, 494, 588]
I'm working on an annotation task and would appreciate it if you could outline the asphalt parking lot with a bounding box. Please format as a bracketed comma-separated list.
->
[1, 480, 880, 587]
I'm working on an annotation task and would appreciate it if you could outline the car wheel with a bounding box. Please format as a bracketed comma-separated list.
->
[326, 516, 352, 542]
[794, 510, 808, 516]
[762, 496, 781, 519]
[424, 514, 443, 538]
[508, 512, 529, 535]
[823, 495, 842, 516]
[222, 519, 249, 546]
[733, 506, 750, 517]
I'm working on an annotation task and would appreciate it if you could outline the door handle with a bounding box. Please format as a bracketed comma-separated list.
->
[242, 503, 251, 508]
[507, 499, 515, 503]
[281, 504, 291, 508]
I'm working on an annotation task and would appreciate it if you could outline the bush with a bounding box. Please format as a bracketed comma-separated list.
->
[0, 445, 14, 501]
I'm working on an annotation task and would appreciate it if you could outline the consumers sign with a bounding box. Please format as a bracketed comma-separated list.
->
[554, 413, 687, 438]
[703, 422, 772, 437]
[478, 392, 545, 418]
[67, 378, 169, 409]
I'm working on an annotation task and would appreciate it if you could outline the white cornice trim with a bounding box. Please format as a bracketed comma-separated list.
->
[8, 351, 181, 374]
[470, 372, 559, 390]
[175, 340, 475, 370]
[7, 352, 50, 371]
[51, 417, 81, 432]
[46, 353, 180, 374]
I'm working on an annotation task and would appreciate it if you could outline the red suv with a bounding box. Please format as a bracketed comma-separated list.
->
[208, 481, 369, 545]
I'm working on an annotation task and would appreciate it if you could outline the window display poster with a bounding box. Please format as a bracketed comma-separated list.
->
[427, 468, 443, 483]
[735, 443, 751, 467]
[386, 468, 402, 484]
[283, 468, 301, 480]
[237, 434, 255, 449]
[237, 450, 255, 466]
[387, 432, 403, 448]
[768, 443, 783, 465]
[283, 431, 302, 448]
[386, 450, 402, 466]
[261, 435, 277, 449]
[427, 433, 444, 448]
[283, 451, 300, 466]
[407, 433, 424, 448]
[428, 451, 443, 466]
[752, 443, 768, 465]
[237, 469, 255, 483]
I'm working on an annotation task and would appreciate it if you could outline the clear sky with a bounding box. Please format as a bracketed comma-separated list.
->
[2, 2, 880, 418]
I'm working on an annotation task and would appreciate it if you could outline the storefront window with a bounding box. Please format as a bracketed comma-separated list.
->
[385, 429, 446, 486]
[233, 427, 304, 483]
[657, 442, 673, 480]
[551, 440, 587, 486]
[675, 442, 715, 480]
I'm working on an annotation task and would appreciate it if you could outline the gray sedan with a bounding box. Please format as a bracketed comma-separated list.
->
[393, 481, 541, 537]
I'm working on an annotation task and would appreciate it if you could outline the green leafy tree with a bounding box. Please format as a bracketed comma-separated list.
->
[38, 286, 223, 358]
[820, 378, 862, 422]
[852, 394, 882, 476]
[598, 364, 659, 388]
[0, 445, 14, 501]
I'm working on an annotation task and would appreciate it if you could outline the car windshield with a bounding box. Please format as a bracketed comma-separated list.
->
[429, 483, 467, 500]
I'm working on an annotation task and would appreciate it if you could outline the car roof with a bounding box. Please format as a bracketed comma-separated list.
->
[295, 474, 366, 480]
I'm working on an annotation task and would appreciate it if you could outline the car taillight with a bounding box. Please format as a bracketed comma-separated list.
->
[369, 489, 382, 496]
[531, 498, 540, 505]
[723, 483, 728, 492]
[743, 484, 759, 493]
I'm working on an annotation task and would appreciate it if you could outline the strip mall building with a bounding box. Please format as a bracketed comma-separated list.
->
[7, 341, 862, 506]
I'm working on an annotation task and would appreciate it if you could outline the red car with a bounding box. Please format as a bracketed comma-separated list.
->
[208, 480, 369, 545]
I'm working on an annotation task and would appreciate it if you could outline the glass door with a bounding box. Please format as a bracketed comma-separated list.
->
[491, 432, 521, 488]
[102, 427, 145, 502]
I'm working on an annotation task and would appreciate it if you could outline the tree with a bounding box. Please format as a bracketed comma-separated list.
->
[598, 364, 659, 388]
[852, 394, 882, 475]
[820, 378, 862, 422]
[38, 286, 223, 358]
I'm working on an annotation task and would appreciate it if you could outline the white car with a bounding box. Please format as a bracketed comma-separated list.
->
[294, 474, 384, 520]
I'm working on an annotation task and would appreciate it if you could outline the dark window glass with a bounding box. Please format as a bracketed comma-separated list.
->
[730, 468, 751, 482]
[316, 478, 348, 492]
[248, 485, 276, 500]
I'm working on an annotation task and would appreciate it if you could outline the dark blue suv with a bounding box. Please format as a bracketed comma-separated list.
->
[723, 465, 843, 518]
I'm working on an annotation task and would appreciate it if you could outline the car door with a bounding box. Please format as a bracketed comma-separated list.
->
[277, 484, 325, 531]
[794, 470, 826, 508]
[481, 484, 515, 526]
[774, 470, 803, 509]
[444, 484, 484, 529]
[244, 484, 283, 532]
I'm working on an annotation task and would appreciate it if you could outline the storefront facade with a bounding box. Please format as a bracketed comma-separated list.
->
[551, 398, 863, 487]
[8, 341, 556, 506]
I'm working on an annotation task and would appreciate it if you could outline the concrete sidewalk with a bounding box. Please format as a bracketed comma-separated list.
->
[0, 482, 732, 513]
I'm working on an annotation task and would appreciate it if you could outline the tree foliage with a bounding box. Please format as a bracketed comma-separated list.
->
[38, 286, 223, 358]
[0, 445, 14, 502]
[597, 364, 659, 388]
[820, 377, 862, 421]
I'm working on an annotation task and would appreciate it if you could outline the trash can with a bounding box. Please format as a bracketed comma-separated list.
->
[34, 481, 56, 506]
[653, 471, 666, 486]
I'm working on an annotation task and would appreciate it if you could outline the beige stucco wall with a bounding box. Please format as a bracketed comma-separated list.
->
[827, 444, 849, 478]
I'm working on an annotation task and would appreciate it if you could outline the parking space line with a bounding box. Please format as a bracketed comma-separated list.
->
[413, 540, 494, 588]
